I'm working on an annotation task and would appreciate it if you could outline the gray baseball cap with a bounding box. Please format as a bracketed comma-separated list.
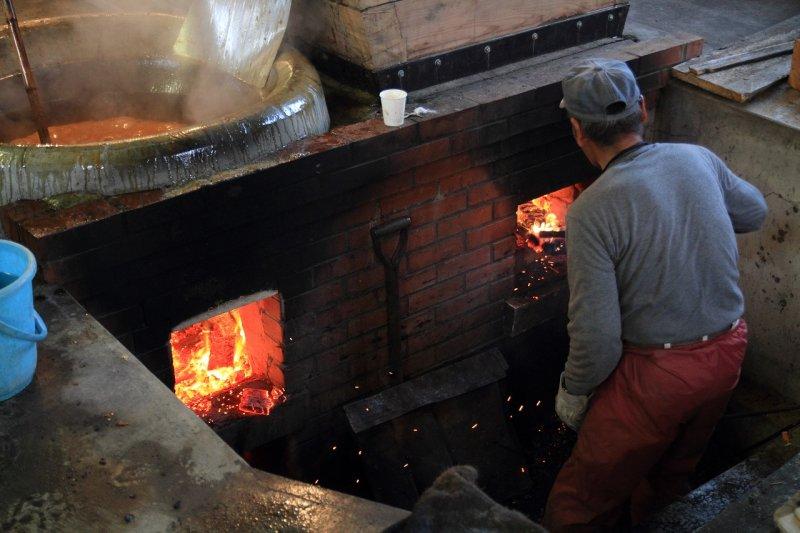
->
[559, 59, 642, 122]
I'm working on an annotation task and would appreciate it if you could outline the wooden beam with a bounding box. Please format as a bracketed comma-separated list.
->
[293, 0, 625, 70]
[790, 39, 800, 92]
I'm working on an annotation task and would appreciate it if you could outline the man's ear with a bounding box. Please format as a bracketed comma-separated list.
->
[569, 117, 585, 147]
[640, 95, 649, 125]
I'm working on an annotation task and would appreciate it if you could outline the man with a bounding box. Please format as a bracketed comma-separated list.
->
[543, 59, 768, 531]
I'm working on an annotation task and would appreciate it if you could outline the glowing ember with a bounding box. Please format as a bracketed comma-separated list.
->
[170, 295, 285, 424]
[514, 185, 581, 299]
[515, 186, 577, 253]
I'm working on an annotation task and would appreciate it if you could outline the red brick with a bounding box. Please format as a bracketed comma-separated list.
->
[440, 166, 492, 194]
[345, 266, 384, 295]
[492, 236, 518, 261]
[465, 256, 515, 289]
[282, 233, 348, 271]
[468, 180, 509, 206]
[340, 289, 384, 316]
[348, 224, 373, 251]
[631, 41, 685, 74]
[685, 38, 704, 61]
[437, 247, 491, 281]
[407, 234, 464, 271]
[285, 281, 344, 315]
[488, 275, 516, 301]
[435, 285, 489, 320]
[414, 153, 472, 184]
[348, 308, 387, 337]
[263, 294, 282, 321]
[409, 193, 467, 226]
[317, 289, 384, 328]
[381, 183, 438, 214]
[23, 199, 120, 238]
[389, 137, 452, 173]
[408, 276, 464, 314]
[286, 327, 348, 361]
[407, 224, 436, 251]
[450, 128, 481, 154]
[466, 217, 516, 249]
[407, 316, 462, 354]
[493, 196, 519, 219]
[371, 169, 416, 198]
[0, 199, 50, 240]
[404, 319, 503, 376]
[418, 107, 480, 141]
[461, 301, 505, 331]
[284, 312, 318, 340]
[313, 250, 372, 284]
[401, 308, 435, 337]
[437, 204, 492, 239]
[400, 266, 437, 295]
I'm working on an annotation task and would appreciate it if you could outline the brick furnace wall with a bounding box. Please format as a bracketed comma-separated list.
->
[1, 33, 699, 446]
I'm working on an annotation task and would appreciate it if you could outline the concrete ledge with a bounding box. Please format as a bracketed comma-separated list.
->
[0, 285, 408, 531]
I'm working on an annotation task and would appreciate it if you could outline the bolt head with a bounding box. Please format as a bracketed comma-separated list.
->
[608, 14, 615, 21]
[532, 32, 539, 40]
[576, 21, 583, 29]
[484, 45, 492, 54]
[397, 69, 405, 78]
[434, 58, 442, 66]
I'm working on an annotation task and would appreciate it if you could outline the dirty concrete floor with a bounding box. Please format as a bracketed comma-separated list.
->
[0, 286, 407, 531]
[630, 0, 800, 51]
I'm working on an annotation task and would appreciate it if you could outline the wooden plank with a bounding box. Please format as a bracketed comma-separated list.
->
[790, 40, 800, 92]
[683, 14, 800, 70]
[344, 348, 508, 433]
[674, 55, 792, 103]
[688, 41, 794, 75]
[673, 15, 800, 103]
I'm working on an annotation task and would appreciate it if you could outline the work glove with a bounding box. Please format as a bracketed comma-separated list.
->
[555, 372, 591, 432]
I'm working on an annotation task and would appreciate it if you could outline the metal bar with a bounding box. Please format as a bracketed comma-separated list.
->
[371, 217, 412, 385]
[2, 0, 50, 144]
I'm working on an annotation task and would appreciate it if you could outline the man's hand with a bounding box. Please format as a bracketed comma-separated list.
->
[555, 372, 591, 431]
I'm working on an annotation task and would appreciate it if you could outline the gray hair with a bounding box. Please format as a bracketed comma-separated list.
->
[575, 107, 644, 147]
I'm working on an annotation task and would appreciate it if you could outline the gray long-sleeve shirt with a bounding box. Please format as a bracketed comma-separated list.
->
[564, 143, 768, 395]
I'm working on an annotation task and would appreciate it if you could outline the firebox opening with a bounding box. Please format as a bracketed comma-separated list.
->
[170, 291, 286, 425]
[514, 185, 583, 298]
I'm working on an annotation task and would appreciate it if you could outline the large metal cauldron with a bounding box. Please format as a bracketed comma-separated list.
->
[0, 1, 330, 204]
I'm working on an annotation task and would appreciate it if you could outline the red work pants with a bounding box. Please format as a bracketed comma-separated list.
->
[543, 320, 748, 532]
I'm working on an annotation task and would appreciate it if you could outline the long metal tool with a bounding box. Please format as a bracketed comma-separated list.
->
[2, 0, 50, 144]
[371, 216, 411, 386]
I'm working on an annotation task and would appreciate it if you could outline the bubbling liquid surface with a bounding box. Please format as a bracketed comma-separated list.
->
[11, 116, 188, 145]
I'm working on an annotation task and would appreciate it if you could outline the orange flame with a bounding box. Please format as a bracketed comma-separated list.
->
[170, 298, 286, 423]
[517, 192, 568, 253]
[172, 309, 254, 413]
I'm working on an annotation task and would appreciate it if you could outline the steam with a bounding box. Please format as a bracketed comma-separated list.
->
[0, 0, 292, 139]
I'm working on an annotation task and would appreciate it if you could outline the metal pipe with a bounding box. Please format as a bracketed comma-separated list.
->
[2, 0, 50, 144]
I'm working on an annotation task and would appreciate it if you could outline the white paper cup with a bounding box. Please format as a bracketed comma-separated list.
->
[380, 89, 407, 127]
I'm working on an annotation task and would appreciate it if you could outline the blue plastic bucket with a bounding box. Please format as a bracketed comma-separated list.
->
[0, 240, 47, 400]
